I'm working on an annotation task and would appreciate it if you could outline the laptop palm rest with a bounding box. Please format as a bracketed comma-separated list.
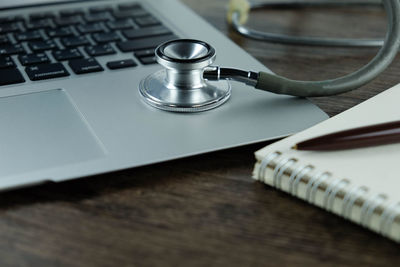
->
[0, 89, 106, 177]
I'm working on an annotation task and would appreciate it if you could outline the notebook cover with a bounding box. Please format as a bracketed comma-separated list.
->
[253, 84, 400, 242]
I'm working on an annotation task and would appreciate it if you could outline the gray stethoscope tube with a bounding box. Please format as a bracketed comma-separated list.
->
[139, 0, 400, 112]
[223, 0, 400, 97]
[229, 0, 385, 47]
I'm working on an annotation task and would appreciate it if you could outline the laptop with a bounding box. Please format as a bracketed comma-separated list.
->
[0, 0, 327, 190]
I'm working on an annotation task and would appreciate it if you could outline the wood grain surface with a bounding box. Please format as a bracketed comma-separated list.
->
[1, 1, 400, 266]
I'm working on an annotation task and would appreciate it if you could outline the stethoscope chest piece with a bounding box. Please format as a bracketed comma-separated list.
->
[139, 39, 231, 112]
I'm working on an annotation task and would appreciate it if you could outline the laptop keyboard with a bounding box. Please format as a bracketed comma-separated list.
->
[0, 2, 177, 86]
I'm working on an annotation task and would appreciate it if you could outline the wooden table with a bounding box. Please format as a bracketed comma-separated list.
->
[2, 1, 399, 266]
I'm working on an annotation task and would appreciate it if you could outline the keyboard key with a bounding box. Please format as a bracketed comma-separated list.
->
[0, 56, 15, 68]
[77, 23, 104, 34]
[106, 19, 133, 30]
[26, 18, 53, 30]
[117, 34, 177, 52]
[53, 48, 83, 61]
[47, 27, 74, 38]
[0, 16, 24, 24]
[0, 68, 25, 85]
[112, 11, 133, 20]
[69, 58, 103, 74]
[135, 16, 160, 27]
[92, 32, 120, 43]
[25, 63, 70, 81]
[130, 8, 150, 17]
[118, 3, 142, 10]
[59, 9, 84, 17]
[84, 12, 110, 23]
[15, 30, 43, 42]
[89, 6, 112, 13]
[55, 16, 82, 26]
[61, 36, 90, 47]
[107, 59, 137, 70]
[29, 39, 57, 52]
[0, 23, 20, 33]
[29, 12, 55, 21]
[85, 44, 116, 57]
[0, 35, 10, 45]
[123, 26, 171, 39]
[134, 49, 155, 57]
[113, 9, 149, 20]
[138, 55, 157, 65]
[0, 44, 25, 55]
[19, 53, 50, 66]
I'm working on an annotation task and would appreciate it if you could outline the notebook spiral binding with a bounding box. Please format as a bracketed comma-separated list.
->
[256, 151, 400, 241]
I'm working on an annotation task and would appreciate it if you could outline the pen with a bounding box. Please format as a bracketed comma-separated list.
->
[292, 120, 400, 151]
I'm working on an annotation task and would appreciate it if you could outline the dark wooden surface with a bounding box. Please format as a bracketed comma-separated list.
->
[2, 1, 400, 266]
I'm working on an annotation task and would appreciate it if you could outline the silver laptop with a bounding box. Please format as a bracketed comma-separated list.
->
[0, 0, 327, 190]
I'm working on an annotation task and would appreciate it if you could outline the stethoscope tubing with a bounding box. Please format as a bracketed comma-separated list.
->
[224, 0, 400, 97]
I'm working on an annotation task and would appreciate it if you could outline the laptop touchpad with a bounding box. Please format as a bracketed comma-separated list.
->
[0, 89, 106, 177]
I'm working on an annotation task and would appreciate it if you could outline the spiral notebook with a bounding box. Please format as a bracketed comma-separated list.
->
[253, 84, 400, 242]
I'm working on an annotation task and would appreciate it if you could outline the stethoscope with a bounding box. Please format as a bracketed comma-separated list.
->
[139, 0, 400, 113]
